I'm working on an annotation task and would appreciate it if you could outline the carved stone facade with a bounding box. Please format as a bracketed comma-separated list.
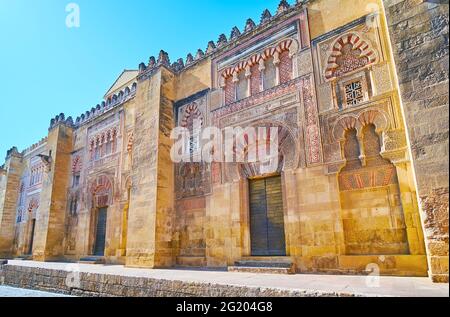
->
[0, 0, 447, 282]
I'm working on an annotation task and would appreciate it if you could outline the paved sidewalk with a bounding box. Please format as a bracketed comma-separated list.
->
[0, 285, 72, 297]
[3, 260, 449, 297]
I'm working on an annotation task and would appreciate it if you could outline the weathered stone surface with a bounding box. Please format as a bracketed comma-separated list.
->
[1, 261, 448, 297]
[0, 0, 446, 286]
[383, 0, 449, 283]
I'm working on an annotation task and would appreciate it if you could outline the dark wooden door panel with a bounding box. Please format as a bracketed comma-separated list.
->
[249, 176, 286, 256]
[28, 219, 36, 255]
[94, 208, 107, 256]
[250, 179, 269, 256]
[265, 176, 286, 256]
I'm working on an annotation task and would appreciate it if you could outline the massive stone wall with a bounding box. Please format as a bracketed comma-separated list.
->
[33, 124, 73, 261]
[0, 151, 23, 257]
[383, 0, 449, 283]
[0, 0, 446, 283]
[126, 64, 176, 268]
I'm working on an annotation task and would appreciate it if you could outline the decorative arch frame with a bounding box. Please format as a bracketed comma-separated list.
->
[224, 120, 300, 181]
[127, 132, 134, 153]
[28, 198, 39, 214]
[332, 108, 390, 142]
[88, 174, 113, 208]
[219, 38, 300, 85]
[88, 126, 119, 158]
[324, 32, 379, 81]
[180, 102, 204, 128]
[72, 155, 82, 174]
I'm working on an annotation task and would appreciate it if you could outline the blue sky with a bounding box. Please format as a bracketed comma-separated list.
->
[0, 0, 283, 159]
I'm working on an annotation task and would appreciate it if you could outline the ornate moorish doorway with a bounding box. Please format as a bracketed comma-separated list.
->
[93, 207, 108, 256]
[88, 175, 113, 258]
[25, 198, 39, 256]
[249, 175, 286, 256]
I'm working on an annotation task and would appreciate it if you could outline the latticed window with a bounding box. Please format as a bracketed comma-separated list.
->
[189, 135, 200, 156]
[344, 81, 364, 106]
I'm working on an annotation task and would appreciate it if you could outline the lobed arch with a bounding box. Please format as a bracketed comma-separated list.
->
[28, 198, 39, 214]
[89, 127, 119, 149]
[72, 155, 82, 174]
[88, 174, 114, 208]
[332, 108, 390, 142]
[324, 32, 379, 81]
[180, 102, 204, 128]
[219, 38, 299, 83]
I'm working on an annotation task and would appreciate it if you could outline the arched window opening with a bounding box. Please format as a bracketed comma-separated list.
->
[263, 57, 276, 90]
[236, 71, 248, 101]
[342, 128, 361, 171]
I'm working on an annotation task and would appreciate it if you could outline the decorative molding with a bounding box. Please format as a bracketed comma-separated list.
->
[301, 75, 322, 165]
[324, 32, 378, 81]
[213, 77, 302, 124]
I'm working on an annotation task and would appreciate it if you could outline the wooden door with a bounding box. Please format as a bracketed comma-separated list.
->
[27, 219, 36, 255]
[93, 208, 107, 256]
[249, 176, 286, 256]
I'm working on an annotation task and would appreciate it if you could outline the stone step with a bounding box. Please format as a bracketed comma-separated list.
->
[78, 256, 105, 264]
[228, 266, 294, 274]
[14, 255, 32, 261]
[229, 257, 295, 274]
[240, 256, 293, 263]
[235, 260, 293, 268]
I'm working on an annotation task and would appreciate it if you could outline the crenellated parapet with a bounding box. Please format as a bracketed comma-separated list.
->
[48, 113, 75, 131]
[137, 0, 305, 76]
[5, 146, 22, 160]
[22, 137, 48, 156]
[72, 81, 137, 128]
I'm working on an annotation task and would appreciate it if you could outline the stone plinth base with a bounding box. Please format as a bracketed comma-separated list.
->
[0, 260, 447, 297]
[296, 255, 428, 277]
[176, 256, 207, 267]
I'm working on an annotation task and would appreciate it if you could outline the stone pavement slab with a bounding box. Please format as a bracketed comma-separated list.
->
[2, 260, 449, 297]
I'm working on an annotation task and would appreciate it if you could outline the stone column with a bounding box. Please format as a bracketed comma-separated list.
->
[32, 122, 73, 261]
[126, 66, 176, 268]
[0, 148, 23, 258]
[382, 0, 449, 282]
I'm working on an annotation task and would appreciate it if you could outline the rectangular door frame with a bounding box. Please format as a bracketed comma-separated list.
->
[91, 207, 108, 256]
[247, 174, 288, 257]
